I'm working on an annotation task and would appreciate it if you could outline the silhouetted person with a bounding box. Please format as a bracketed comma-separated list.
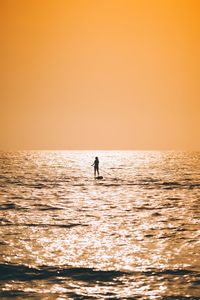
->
[91, 157, 99, 177]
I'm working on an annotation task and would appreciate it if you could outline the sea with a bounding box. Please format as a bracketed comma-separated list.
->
[0, 151, 200, 299]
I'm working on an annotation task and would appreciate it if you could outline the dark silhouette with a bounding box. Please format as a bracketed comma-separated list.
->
[91, 157, 99, 178]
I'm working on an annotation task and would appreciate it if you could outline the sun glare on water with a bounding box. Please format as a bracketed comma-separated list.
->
[0, 151, 200, 298]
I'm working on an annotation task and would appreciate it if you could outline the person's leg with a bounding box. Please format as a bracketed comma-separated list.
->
[94, 167, 96, 177]
[97, 166, 99, 176]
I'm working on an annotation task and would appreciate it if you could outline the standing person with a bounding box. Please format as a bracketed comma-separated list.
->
[91, 157, 99, 178]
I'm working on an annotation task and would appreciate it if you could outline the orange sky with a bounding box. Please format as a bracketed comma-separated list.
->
[1, 0, 200, 150]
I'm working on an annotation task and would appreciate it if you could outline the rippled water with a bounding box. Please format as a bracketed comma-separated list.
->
[0, 151, 200, 299]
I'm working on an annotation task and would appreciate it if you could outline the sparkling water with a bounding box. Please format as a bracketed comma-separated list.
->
[0, 151, 200, 299]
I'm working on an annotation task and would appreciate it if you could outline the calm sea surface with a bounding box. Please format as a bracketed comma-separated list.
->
[0, 151, 200, 299]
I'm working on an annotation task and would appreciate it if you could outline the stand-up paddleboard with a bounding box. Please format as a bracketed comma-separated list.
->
[95, 176, 103, 180]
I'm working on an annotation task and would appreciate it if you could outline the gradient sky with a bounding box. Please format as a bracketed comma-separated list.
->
[1, 0, 200, 150]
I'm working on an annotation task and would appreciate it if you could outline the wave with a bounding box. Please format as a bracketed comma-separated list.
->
[0, 264, 126, 282]
[143, 269, 197, 276]
[35, 205, 63, 211]
[0, 223, 88, 228]
[1, 290, 199, 300]
[0, 289, 98, 299]
[160, 182, 200, 190]
[0, 290, 38, 298]
[161, 297, 200, 300]
[1, 175, 199, 191]
[0, 203, 30, 211]
[92, 179, 200, 190]
[0, 203, 18, 210]
[1, 264, 199, 282]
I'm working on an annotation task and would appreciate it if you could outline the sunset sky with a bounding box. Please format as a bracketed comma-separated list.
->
[1, 0, 200, 150]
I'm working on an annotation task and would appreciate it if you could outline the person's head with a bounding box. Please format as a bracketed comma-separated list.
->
[95, 157, 98, 160]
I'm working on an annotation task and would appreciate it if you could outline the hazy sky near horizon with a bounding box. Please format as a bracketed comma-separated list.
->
[1, 0, 200, 150]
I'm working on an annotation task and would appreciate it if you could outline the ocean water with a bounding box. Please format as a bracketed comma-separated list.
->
[0, 150, 200, 299]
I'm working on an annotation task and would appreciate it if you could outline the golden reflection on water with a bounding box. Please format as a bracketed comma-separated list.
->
[0, 151, 200, 298]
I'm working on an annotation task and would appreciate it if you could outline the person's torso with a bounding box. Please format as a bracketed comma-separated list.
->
[94, 160, 99, 166]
